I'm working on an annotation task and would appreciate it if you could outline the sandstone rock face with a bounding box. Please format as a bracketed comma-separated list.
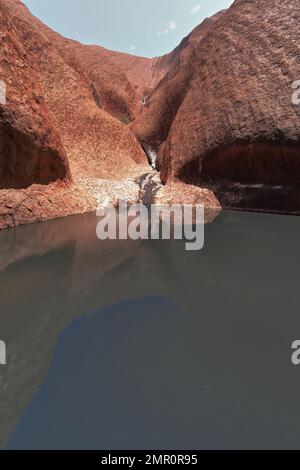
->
[131, 11, 225, 154]
[1, 0, 300, 229]
[0, 0, 70, 189]
[0, 0, 153, 229]
[4, 0, 148, 181]
[132, 0, 300, 188]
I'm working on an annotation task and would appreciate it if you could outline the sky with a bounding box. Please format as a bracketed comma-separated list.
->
[23, 0, 234, 57]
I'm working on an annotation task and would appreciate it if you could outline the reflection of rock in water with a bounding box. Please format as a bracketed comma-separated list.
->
[0, 212, 189, 448]
[1, 210, 300, 448]
[8, 297, 199, 450]
[0, 215, 133, 448]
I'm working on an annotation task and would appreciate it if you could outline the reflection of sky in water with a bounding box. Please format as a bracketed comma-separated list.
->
[9, 296, 208, 449]
[1, 210, 300, 449]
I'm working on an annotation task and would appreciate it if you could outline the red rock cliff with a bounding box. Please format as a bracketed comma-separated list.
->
[0, 0, 70, 189]
[132, 0, 300, 187]
[1, 0, 300, 228]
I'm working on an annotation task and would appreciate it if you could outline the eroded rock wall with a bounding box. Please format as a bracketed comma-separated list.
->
[0, 0, 70, 189]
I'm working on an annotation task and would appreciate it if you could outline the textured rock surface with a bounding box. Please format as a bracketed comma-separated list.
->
[1, 0, 300, 229]
[0, 177, 143, 230]
[131, 11, 225, 153]
[132, 0, 300, 189]
[0, 0, 152, 228]
[0, 0, 70, 189]
[4, 0, 148, 181]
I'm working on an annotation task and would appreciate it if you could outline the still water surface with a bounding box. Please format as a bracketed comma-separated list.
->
[0, 210, 300, 449]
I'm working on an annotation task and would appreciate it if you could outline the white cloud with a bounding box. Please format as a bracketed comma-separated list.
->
[164, 20, 178, 35]
[130, 45, 135, 51]
[168, 20, 178, 30]
[191, 4, 201, 15]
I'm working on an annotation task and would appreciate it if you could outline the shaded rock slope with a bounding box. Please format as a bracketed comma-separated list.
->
[132, 0, 300, 191]
[0, 0, 300, 228]
[3, 0, 148, 181]
[0, 0, 70, 190]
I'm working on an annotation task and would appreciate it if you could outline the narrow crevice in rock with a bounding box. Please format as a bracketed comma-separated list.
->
[142, 144, 158, 170]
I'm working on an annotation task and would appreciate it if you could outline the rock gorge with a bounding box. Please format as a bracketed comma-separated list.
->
[0, 0, 299, 229]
